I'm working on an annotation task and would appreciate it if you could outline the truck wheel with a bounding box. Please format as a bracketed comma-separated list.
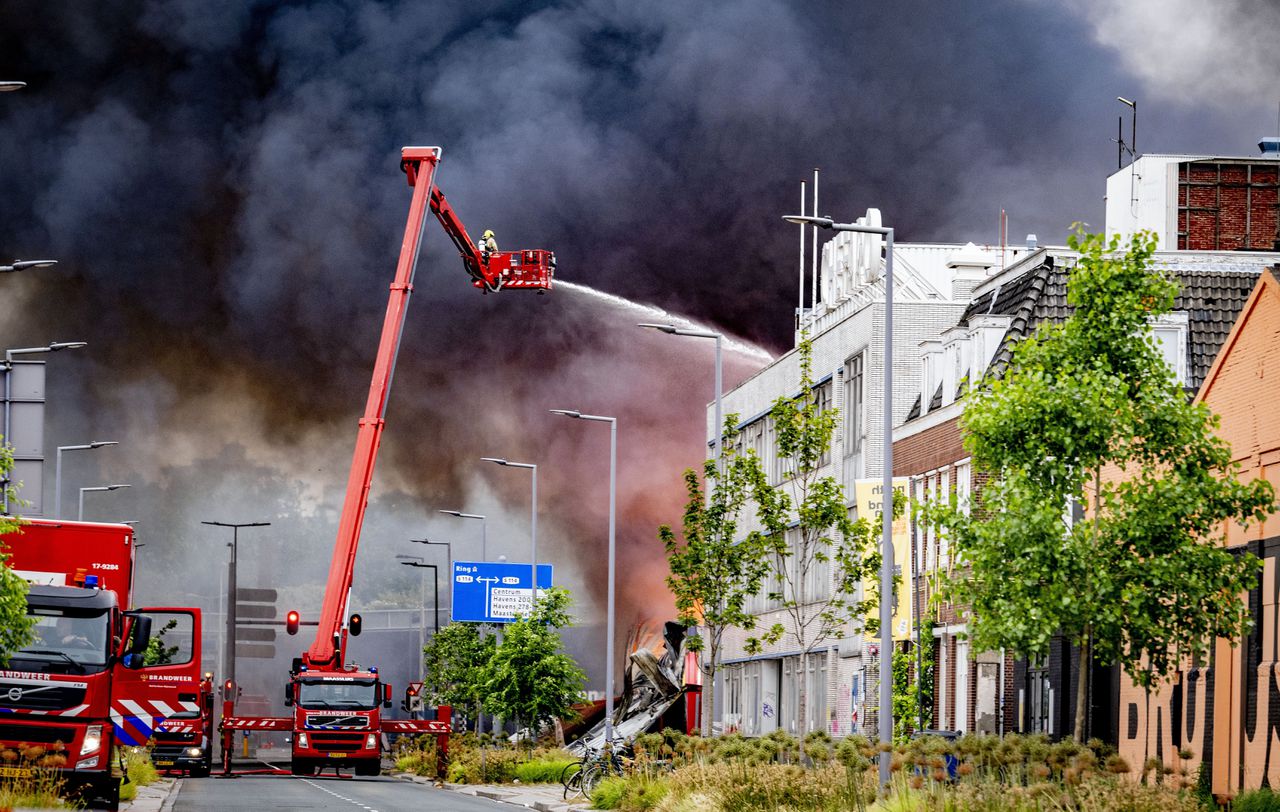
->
[290, 759, 313, 776]
[191, 758, 212, 778]
[355, 759, 380, 777]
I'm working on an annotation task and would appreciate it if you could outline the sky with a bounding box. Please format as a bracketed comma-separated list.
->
[0, 0, 1277, 692]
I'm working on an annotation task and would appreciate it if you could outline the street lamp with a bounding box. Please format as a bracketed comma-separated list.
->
[3, 342, 88, 514]
[55, 441, 118, 518]
[638, 324, 723, 470]
[202, 521, 271, 696]
[550, 408, 618, 745]
[411, 537, 452, 563]
[397, 555, 440, 689]
[0, 82, 25, 92]
[78, 484, 130, 521]
[481, 457, 540, 608]
[438, 510, 486, 561]
[0, 260, 57, 274]
[639, 323, 724, 735]
[784, 211, 895, 784]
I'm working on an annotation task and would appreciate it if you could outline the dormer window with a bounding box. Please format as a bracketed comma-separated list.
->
[1150, 312, 1189, 385]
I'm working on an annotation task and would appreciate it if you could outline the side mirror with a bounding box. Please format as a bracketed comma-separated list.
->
[284, 683, 293, 707]
[129, 615, 153, 657]
[382, 683, 392, 709]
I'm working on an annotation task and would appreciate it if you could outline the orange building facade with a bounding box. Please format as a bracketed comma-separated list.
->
[1118, 268, 1280, 796]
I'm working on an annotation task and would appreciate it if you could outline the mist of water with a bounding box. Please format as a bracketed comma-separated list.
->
[556, 280, 775, 364]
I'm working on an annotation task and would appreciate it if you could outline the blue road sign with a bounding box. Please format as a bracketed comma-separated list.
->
[451, 561, 554, 624]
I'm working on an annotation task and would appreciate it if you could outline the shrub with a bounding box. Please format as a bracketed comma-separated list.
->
[0, 746, 68, 809]
[513, 757, 577, 784]
[589, 774, 668, 811]
[591, 776, 627, 809]
[1235, 788, 1280, 812]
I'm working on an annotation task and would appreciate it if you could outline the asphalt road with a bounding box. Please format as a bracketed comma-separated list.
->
[172, 772, 510, 811]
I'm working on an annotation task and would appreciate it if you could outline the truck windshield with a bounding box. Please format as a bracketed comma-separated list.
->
[13, 608, 110, 672]
[297, 679, 378, 710]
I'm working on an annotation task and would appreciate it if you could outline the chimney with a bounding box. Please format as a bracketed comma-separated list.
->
[1260, 137, 1280, 157]
[945, 242, 996, 301]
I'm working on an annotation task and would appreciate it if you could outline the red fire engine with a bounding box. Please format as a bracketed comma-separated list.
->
[0, 519, 207, 810]
[219, 146, 553, 777]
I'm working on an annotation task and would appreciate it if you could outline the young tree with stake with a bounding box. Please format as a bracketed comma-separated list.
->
[660, 416, 770, 737]
[745, 338, 881, 735]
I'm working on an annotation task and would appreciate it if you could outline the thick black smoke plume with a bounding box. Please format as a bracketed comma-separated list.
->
[0, 0, 1274, 694]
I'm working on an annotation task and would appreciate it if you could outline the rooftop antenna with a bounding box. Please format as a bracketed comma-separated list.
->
[1116, 96, 1137, 166]
[1117, 96, 1139, 213]
[811, 168, 820, 313]
[798, 179, 806, 336]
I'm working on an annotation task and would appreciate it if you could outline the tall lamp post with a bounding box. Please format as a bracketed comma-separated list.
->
[201, 521, 271, 696]
[56, 441, 118, 518]
[638, 324, 723, 471]
[550, 409, 617, 745]
[784, 212, 895, 785]
[438, 510, 486, 561]
[436, 512, 487, 736]
[412, 537, 453, 614]
[78, 484, 130, 521]
[3, 341, 87, 514]
[638, 322, 723, 735]
[397, 555, 440, 686]
[480, 457, 539, 608]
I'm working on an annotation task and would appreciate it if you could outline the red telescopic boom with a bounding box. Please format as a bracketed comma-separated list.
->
[303, 147, 554, 668]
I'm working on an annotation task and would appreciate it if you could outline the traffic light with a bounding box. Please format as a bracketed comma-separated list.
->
[349, 613, 363, 636]
[286, 610, 300, 635]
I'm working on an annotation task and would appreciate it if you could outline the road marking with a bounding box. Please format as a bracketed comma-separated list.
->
[299, 777, 378, 812]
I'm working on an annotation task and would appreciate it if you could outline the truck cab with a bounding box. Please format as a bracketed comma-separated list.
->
[150, 674, 214, 777]
[286, 667, 390, 777]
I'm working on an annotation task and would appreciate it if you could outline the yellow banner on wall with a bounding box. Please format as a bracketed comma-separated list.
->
[855, 478, 911, 642]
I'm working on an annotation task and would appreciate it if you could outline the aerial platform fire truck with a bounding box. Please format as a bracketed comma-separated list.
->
[219, 146, 553, 777]
[0, 519, 207, 810]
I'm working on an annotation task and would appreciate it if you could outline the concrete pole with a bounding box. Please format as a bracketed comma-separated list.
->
[605, 417, 617, 745]
[878, 229, 895, 788]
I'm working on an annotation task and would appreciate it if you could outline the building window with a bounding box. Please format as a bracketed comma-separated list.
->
[844, 354, 864, 455]
[1028, 659, 1050, 734]
[815, 381, 833, 466]
[807, 654, 829, 733]
[938, 468, 951, 568]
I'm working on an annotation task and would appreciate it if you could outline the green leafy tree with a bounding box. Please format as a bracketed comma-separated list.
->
[482, 587, 586, 741]
[928, 229, 1275, 741]
[0, 439, 33, 663]
[660, 416, 770, 737]
[746, 337, 881, 734]
[422, 621, 496, 730]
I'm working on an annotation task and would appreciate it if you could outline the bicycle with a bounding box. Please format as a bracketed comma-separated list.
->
[562, 740, 632, 800]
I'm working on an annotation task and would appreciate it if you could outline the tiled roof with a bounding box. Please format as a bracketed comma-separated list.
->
[1179, 271, 1258, 388]
[962, 257, 1263, 390]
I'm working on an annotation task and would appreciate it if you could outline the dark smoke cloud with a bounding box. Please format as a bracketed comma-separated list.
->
[0, 0, 1273, 692]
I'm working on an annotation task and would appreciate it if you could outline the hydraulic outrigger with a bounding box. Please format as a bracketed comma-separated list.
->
[218, 147, 554, 777]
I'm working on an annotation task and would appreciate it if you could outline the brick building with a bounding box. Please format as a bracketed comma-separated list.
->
[894, 248, 1280, 740]
[1117, 267, 1280, 797]
[1105, 139, 1280, 252]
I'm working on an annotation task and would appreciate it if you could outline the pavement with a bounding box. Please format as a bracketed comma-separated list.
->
[392, 773, 591, 812]
[121, 775, 182, 812]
